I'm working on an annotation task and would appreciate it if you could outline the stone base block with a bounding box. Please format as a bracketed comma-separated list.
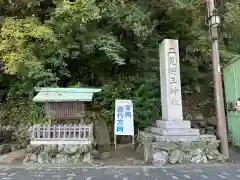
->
[150, 127, 200, 136]
[150, 136, 225, 165]
[137, 131, 225, 165]
[156, 120, 191, 129]
[23, 144, 93, 164]
[200, 134, 217, 141]
[153, 134, 200, 142]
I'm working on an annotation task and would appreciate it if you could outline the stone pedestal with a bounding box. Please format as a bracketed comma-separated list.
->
[150, 127, 199, 136]
[149, 39, 199, 141]
[156, 120, 191, 129]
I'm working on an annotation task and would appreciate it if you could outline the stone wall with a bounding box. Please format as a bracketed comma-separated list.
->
[191, 117, 217, 135]
[0, 125, 30, 154]
[152, 135, 225, 166]
[137, 132, 226, 166]
[24, 144, 93, 164]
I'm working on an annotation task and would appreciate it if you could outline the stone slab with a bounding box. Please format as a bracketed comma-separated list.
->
[156, 120, 191, 129]
[150, 127, 200, 136]
[153, 134, 200, 142]
[159, 39, 183, 121]
[200, 134, 217, 141]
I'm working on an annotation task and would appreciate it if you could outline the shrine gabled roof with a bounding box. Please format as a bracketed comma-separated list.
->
[33, 87, 102, 102]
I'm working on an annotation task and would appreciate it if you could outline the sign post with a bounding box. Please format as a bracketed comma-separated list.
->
[114, 99, 134, 150]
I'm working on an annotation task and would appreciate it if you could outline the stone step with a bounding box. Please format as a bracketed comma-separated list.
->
[153, 134, 200, 142]
[150, 127, 200, 136]
[156, 120, 191, 129]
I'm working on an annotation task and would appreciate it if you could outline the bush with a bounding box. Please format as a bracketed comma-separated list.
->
[94, 75, 160, 131]
[0, 98, 45, 125]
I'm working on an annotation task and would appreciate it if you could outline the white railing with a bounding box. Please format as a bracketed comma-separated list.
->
[31, 123, 93, 145]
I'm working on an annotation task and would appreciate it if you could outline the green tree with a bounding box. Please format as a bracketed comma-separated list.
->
[0, 0, 239, 133]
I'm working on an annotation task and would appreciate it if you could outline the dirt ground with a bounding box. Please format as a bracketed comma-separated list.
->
[94, 144, 145, 166]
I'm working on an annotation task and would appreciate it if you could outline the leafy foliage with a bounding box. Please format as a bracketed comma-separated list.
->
[0, 97, 45, 125]
[0, 0, 239, 132]
[94, 74, 160, 129]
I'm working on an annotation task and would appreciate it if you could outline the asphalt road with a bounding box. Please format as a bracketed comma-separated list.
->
[0, 164, 240, 180]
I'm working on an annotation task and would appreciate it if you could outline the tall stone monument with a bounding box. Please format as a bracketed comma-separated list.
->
[150, 39, 200, 141]
[140, 39, 223, 164]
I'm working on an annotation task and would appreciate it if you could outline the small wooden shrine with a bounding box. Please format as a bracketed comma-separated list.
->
[31, 87, 101, 145]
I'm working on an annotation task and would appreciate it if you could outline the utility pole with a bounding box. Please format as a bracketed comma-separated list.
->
[206, 0, 229, 159]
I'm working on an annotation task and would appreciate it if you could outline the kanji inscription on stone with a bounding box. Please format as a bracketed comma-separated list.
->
[159, 39, 183, 121]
